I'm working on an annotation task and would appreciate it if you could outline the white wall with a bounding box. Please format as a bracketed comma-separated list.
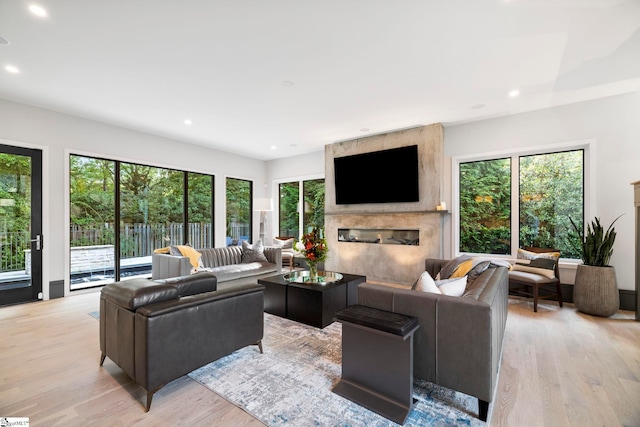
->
[444, 91, 640, 291]
[0, 98, 267, 298]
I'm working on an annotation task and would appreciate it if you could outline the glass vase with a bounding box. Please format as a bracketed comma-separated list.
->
[308, 262, 318, 282]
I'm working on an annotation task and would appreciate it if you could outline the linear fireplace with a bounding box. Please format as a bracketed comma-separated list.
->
[338, 228, 419, 246]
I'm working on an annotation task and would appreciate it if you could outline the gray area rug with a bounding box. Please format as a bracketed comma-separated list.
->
[188, 313, 486, 426]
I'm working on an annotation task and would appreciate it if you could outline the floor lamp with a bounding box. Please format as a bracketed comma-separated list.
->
[254, 198, 273, 243]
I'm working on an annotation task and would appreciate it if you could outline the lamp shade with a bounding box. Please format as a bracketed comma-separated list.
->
[254, 198, 273, 211]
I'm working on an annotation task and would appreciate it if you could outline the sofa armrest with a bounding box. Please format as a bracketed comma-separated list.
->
[152, 253, 191, 279]
[263, 246, 282, 273]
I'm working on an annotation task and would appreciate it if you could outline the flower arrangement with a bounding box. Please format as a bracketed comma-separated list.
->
[296, 228, 328, 279]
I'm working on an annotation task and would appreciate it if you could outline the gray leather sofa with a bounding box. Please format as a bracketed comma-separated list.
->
[357, 258, 509, 421]
[99, 272, 264, 411]
[151, 245, 282, 285]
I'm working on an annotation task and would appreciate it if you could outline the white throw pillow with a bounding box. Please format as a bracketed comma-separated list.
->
[436, 276, 467, 297]
[414, 271, 442, 294]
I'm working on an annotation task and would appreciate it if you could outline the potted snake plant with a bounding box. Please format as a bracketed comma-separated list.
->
[569, 215, 622, 317]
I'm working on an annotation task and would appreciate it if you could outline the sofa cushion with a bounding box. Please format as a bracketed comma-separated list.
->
[101, 278, 179, 310]
[508, 269, 557, 284]
[241, 240, 269, 263]
[202, 261, 278, 282]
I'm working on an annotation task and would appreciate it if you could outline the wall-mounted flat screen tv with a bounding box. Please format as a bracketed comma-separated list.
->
[334, 145, 419, 204]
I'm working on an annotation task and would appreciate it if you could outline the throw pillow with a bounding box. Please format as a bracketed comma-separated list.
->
[241, 240, 269, 263]
[413, 271, 441, 294]
[466, 260, 491, 289]
[273, 238, 294, 249]
[517, 248, 560, 261]
[438, 255, 473, 279]
[516, 248, 560, 278]
[512, 258, 558, 279]
[436, 276, 468, 297]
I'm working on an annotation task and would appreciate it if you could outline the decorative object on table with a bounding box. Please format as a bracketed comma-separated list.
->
[570, 215, 623, 317]
[296, 227, 328, 281]
[189, 313, 485, 427]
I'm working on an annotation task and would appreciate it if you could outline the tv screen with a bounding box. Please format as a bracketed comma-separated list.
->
[334, 145, 419, 204]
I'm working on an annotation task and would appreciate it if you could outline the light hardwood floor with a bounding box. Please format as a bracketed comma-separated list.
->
[1, 292, 639, 426]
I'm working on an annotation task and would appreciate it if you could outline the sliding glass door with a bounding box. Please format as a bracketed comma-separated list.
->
[0, 144, 42, 306]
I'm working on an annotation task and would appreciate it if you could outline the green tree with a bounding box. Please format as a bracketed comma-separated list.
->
[0, 153, 32, 270]
[303, 179, 325, 233]
[519, 151, 583, 258]
[279, 182, 299, 237]
[459, 158, 511, 254]
[226, 178, 251, 239]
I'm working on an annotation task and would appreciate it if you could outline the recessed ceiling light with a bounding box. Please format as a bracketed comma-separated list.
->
[509, 89, 520, 98]
[28, 4, 47, 17]
[5, 65, 20, 74]
[360, 128, 370, 132]
[471, 104, 486, 110]
[270, 145, 277, 150]
[0, 36, 9, 45]
[184, 119, 192, 125]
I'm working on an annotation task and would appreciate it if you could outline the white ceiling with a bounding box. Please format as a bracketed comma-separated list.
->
[0, 0, 639, 161]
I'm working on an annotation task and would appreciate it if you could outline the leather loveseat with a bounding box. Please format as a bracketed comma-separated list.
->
[99, 271, 264, 411]
[357, 258, 509, 421]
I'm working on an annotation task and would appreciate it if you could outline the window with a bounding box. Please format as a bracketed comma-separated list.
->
[188, 173, 214, 249]
[303, 178, 325, 233]
[70, 156, 116, 286]
[277, 178, 325, 240]
[519, 151, 583, 258]
[226, 177, 252, 245]
[459, 158, 511, 254]
[457, 148, 584, 259]
[279, 182, 299, 238]
[69, 155, 214, 289]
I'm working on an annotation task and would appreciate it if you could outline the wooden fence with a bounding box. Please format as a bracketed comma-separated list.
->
[70, 222, 215, 258]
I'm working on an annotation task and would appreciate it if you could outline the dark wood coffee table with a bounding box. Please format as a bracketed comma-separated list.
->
[258, 271, 366, 328]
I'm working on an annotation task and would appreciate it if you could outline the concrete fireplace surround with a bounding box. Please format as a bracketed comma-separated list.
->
[324, 124, 445, 285]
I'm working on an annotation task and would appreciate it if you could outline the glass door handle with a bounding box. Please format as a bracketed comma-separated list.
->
[31, 235, 42, 251]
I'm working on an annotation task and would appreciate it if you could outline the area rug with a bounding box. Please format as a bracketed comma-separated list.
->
[188, 313, 486, 426]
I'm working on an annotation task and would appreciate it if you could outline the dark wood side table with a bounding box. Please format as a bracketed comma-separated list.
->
[333, 305, 419, 425]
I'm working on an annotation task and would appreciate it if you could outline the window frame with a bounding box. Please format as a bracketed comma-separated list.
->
[273, 174, 325, 240]
[452, 140, 594, 262]
[68, 153, 215, 290]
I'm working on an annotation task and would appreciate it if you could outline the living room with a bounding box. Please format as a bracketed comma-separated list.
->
[1, 1, 640, 426]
